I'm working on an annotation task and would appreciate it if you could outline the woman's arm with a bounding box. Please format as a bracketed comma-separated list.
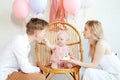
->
[91, 40, 106, 68]
[69, 40, 106, 68]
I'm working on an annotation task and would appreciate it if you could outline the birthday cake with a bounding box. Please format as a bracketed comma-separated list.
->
[62, 55, 70, 60]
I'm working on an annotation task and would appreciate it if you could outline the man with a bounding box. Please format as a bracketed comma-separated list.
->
[0, 18, 48, 80]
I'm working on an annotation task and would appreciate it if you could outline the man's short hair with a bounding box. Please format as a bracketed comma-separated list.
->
[26, 18, 48, 35]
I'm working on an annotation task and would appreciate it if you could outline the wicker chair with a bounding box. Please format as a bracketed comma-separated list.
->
[35, 21, 83, 80]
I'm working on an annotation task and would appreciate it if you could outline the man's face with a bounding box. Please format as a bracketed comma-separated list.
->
[35, 29, 46, 43]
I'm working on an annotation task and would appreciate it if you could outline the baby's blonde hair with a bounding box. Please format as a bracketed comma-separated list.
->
[57, 31, 69, 41]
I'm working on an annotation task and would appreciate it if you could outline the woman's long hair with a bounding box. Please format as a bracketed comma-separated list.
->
[85, 20, 104, 58]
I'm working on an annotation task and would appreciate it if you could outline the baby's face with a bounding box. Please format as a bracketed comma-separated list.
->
[56, 34, 66, 45]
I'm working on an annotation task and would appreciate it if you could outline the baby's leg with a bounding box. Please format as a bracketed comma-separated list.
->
[64, 62, 73, 68]
[51, 63, 58, 69]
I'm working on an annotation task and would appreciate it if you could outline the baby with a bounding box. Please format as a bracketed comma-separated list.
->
[44, 31, 75, 69]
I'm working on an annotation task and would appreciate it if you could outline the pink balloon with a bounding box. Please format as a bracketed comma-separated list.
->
[63, 0, 81, 16]
[12, 0, 30, 19]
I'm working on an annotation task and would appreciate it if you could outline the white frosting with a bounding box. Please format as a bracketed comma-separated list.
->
[62, 56, 70, 60]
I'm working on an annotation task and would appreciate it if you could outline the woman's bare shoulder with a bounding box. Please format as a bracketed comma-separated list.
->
[97, 39, 106, 46]
[96, 39, 111, 49]
[97, 39, 112, 54]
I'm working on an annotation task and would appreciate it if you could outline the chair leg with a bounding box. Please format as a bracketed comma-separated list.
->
[46, 73, 50, 79]
[78, 71, 80, 80]
[73, 72, 77, 80]
[48, 73, 55, 80]
[65, 73, 72, 80]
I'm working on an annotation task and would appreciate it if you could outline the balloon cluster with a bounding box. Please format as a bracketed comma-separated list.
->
[63, 0, 94, 16]
[63, 0, 81, 16]
[12, 0, 93, 20]
[12, 0, 47, 19]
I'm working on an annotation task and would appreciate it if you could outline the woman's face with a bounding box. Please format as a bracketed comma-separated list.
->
[83, 25, 92, 39]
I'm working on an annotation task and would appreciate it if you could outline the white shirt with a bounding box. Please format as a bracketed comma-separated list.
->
[0, 33, 40, 80]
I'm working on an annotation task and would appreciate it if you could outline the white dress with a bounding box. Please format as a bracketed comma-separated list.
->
[82, 54, 120, 80]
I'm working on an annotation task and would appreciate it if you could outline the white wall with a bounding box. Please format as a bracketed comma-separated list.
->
[0, 0, 120, 80]
[70, 0, 120, 59]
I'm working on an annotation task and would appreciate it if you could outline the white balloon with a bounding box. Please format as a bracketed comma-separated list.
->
[81, 0, 94, 9]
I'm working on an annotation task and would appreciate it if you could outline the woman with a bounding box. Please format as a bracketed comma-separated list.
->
[0, 18, 48, 80]
[68, 20, 120, 80]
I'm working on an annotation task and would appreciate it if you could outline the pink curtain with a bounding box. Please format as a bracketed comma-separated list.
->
[49, 0, 67, 22]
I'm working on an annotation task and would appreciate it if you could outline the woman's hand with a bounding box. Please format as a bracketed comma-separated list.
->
[66, 58, 80, 65]
[70, 55, 77, 60]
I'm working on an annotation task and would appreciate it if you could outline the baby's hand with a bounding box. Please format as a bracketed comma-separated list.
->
[43, 38, 49, 43]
